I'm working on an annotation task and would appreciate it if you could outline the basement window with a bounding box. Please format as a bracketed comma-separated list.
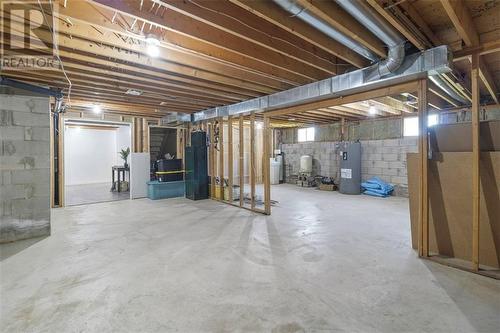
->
[403, 115, 439, 136]
[298, 127, 315, 142]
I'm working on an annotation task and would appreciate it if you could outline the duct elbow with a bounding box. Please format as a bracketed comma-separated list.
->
[378, 42, 405, 77]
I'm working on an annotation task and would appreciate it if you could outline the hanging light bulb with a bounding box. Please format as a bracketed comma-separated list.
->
[92, 104, 102, 114]
[369, 106, 377, 115]
[146, 35, 160, 58]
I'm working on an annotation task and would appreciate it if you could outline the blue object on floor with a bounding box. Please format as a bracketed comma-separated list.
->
[361, 177, 394, 197]
[147, 180, 185, 200]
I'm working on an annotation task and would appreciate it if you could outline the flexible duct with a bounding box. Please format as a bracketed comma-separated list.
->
[273, 0, 379, 62]
[429, 75, 468, 104]
[335, 0, 405, 80]
[274, 0, 465, 105]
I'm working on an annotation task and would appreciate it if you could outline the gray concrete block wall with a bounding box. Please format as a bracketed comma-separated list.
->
[1, 94, 51, 243]
[279, 117, 418, 197]
[282, 138, 417, 196]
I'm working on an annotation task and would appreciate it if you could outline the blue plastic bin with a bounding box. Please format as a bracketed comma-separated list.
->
[147, 180, 185, 200]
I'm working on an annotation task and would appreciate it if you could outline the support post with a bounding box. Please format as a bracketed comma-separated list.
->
[239, 115, 244, 207]
[209, 122, 215, 199]
[142, 119, 149, 153]
[58, 117, 65, 207]
[219, 117, 224, 201]
[263, 116, 271, 215]
[49, 112, 55, 208]
[250, 113, 256, 210]
[471, 53, 481, 271]
[417, 79, 429, 257]
[227, 116, 233, 203]
[340, 117, 346, 141]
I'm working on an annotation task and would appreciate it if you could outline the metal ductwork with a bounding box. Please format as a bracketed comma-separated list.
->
[335, 0, 406, 80]
[429, 75, 468, 104]
[335, 0, 466, 104]
[192, 46, 453, 122]
[273, 0, 379, 62]
[189, 1, 468, 123]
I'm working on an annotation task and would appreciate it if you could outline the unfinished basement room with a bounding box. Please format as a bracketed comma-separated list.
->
[1, 0, 500, 332]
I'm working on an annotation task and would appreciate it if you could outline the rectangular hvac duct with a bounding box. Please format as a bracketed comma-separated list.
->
[190, 45, 451, 122]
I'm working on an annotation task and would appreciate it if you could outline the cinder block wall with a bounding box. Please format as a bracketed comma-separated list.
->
[0, 92, 51, 243]
[279, 108, 500, 197]
[279, 117, 417, 196]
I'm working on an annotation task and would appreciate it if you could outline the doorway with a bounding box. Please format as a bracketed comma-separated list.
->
[63, 119, 132, 206]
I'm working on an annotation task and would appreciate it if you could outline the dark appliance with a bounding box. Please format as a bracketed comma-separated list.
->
[156, 158, 183, 182]
[185, 131, 208, 200]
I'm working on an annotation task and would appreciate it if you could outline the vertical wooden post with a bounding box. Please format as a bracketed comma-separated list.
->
[340, 117, 346, 141]
[417, 79, 429, 257]
[58, 118, 65, 207]
[219, 117, 224, 200]
[471, 53, 481, 271]
[49, 112, 55, 208]
[142, 119, 149, 153]
[209, 122, 215, 199]
[250, 113, 256, 210]
[239, 115, 244, 207]
[227, 117, 233, 203]
[263, 116, 271, 215]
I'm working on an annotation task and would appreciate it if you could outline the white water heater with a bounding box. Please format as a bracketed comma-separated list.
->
[300, 155, 313, 173]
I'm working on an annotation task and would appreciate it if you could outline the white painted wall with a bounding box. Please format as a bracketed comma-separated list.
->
[116, 125, 131, 165]
[64, 125, 131, 185]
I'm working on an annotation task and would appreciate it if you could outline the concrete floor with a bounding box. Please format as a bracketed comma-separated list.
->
[65, 182, 130, 206]
[1, 184, 499, 332]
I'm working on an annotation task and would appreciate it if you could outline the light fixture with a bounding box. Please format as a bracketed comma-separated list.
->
[92, 104, 102, 114]
[256, 122, 263, 129]
[125, 89, 143, 96]
[369, 106, 377, 115]
[146, 35, 160, 58]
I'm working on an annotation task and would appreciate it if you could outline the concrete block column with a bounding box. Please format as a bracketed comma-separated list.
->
[0, 93, 51, 243]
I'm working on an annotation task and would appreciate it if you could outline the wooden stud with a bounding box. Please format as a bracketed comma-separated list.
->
[58, 118, 65, 207]
[49, 111, 55, 208]
[142, 119, 149, 153]
[227, 117, 234, 203]
[219, 117, 225, 201]
[417, 79, 429, 257]
[471, 53, 481, 271]
[250, 113, 256, 210]
[209, 122, 216, 199]
[263, 116, 271, 215]
[239, 115, 244, 207]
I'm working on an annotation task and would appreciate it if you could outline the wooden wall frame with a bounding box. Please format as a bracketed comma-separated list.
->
[239, 115, 244, 207]
[471, 53, 481, 272]
[219, 117, 225, 201]
[206, 113, 271, 215]
[417, 78, 429, 258]
[227, 116, 234, 204]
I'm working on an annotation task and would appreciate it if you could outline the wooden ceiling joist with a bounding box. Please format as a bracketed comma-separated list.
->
[366, 0, 428, 50]
[228, 0, 369, 68]
[150, 0, 340, 75]
[293, 0, 386, 57]
[89, 0, 330, 82]
[440, 0, 498, 103]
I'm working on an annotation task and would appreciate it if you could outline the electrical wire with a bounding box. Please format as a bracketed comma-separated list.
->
[37, 0, 72, 108]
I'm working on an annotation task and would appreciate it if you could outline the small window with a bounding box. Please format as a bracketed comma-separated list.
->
[428, 114, 439, 127]
[403, 117, 419, 137]
[298, 127, 315, 142]
[403, 115, 439, 136]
